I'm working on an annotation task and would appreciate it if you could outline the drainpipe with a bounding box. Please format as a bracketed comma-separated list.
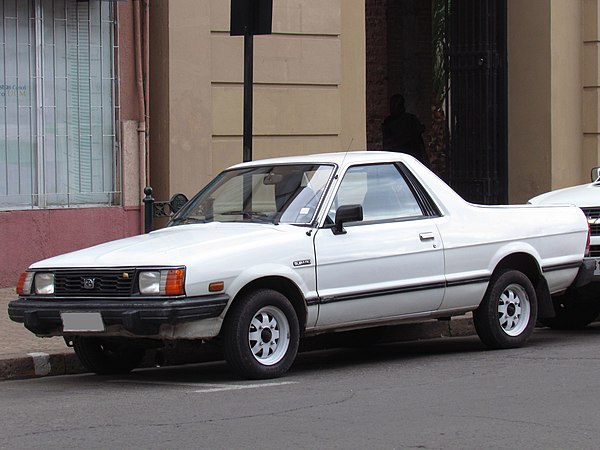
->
[143, 0, 150, 185]
[133, 0, 147, 233]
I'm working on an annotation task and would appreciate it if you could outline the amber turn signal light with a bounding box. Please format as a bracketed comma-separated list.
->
[209, 281, 225, 292]
[16, 272, 30, 296]
[165, 269, 185, 296]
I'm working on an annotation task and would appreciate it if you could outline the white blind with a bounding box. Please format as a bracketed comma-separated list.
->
[0, 0, 118, 208]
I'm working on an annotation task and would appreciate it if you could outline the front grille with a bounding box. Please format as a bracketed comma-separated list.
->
[590, 245, 600, 258]
[54, 270, 136, 296]
[581, 208, 600, 237]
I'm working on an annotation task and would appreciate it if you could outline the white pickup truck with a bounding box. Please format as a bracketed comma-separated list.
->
[9, 152, 594, 379]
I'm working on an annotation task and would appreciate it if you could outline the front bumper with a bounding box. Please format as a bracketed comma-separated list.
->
[586, 256, 600, 280]
[8, 294, 229, 336]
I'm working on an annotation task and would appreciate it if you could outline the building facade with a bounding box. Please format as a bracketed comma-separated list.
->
[1, 0, 599, 287]
[0, 0, 146, 286]
[148, 0, 366, 203]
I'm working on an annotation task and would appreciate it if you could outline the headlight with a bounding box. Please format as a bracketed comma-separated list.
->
[139, 268, 185, 296]
[139, 271, 161, 294]
[34, 273, 55, 295]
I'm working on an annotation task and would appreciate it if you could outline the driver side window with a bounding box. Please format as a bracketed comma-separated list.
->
[330, 164, 423, 223]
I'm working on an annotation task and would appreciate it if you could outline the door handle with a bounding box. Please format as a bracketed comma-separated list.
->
[419, 232, 435, 241]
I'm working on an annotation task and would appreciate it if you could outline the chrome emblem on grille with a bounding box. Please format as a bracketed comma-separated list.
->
[82, 278, 96, 290]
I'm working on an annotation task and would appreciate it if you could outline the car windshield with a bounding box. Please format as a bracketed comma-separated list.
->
[169, 163, 335, 226]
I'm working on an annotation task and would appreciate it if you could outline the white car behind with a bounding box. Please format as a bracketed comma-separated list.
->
[529, 169, 600, 328]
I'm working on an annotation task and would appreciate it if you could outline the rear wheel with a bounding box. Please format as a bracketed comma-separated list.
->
[223, 289, 299, 379]
[473, 269, 538, 348]
[73, 337, 145, 375]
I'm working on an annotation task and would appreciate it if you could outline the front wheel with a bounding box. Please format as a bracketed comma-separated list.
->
[73, 337, 145, 375]
[538, 303, 600, 330]
[223, 289, 300, 379]
[473, 269, 538, 349]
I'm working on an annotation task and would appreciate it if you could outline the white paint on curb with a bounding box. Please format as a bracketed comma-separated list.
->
[27, 352, 51, 376]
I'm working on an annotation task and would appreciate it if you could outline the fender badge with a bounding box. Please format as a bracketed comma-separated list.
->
[293, 259, 311, 267]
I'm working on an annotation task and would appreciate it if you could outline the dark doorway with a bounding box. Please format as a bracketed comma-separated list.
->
[365, 0, 508, 204]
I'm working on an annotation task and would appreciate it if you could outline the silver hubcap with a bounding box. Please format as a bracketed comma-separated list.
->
[248, 305, 290, 366]
[498, 283, 530, 336]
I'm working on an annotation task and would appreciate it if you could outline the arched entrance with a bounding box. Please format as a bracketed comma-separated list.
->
[366, 0, 508, 204]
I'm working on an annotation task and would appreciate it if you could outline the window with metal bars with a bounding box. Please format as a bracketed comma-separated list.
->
[0, 0, 119, 209]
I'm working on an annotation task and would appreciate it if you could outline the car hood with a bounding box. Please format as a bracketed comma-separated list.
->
[30, 222, 300, 269]
[529, 182, 600, 208]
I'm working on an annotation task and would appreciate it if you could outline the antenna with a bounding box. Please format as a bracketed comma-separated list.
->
[339, 138, 354, 170]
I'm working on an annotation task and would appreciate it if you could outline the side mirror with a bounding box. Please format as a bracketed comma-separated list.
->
[592, 167, 600, 182]
[169, 193, 189, 214]
[333, 204, 363, 235]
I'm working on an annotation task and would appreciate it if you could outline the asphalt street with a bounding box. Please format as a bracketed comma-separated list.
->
[2, 326, 600, 450]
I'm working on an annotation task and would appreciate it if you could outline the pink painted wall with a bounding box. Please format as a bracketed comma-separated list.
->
[0, 208, 141, 288]
[118, 1, 140, 122]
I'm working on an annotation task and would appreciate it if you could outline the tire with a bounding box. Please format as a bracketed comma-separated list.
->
[473, 269, 538, 349]
[538, 285, 600, 330]
[73, 337, 145, 375]
[223, 289, 300, 379]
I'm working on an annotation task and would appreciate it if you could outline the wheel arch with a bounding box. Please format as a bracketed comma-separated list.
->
[492, 252, 554, 318]
[229, 276, 308, 332]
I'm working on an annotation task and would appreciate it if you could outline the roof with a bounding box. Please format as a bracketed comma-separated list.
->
[228, 151, 417, 170]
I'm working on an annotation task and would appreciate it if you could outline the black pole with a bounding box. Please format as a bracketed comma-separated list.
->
[143, 186, 154, 233]
[243, 32, 254, 162]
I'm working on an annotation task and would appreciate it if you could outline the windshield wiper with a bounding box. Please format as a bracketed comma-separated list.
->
[170, 217, 206, 226]
[220, 210, 273, 222]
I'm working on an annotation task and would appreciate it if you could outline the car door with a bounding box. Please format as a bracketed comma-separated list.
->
[314, 163, 445, 328]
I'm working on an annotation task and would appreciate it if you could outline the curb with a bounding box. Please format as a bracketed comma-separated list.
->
[0, 351, 84, 380]
[0, 316, 475, 381]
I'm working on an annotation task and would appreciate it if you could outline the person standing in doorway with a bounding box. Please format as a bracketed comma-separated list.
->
[381, 94, 430, 167]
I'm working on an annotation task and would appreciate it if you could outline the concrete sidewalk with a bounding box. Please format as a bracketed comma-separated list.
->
[0, 287, 84, 380]
[0, 286, 475, 381]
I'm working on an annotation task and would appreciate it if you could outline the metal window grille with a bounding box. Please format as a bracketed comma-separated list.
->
[445, 0, 508, 205]
[0, 0, 119, 209]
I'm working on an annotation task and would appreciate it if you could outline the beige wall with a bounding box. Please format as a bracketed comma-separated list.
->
[508, 0, 590, 203]
[508, 0, 552, 203]
[550, 0, 583, 186]
[149, 1, 600, 205]
[584, 0, 600, 176]
[150, 0, 366, 201]
[149, 0, 214, 201]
